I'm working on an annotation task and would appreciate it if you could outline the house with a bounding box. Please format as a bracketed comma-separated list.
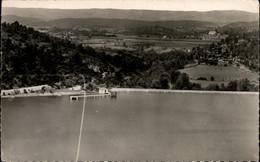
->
[98, 88, 110, 94]
[18, 85, 51, 94]
[208, 31, 216, 36]
[1, 89, 15, 96]
[72, 85, 81, 90]
[1, 85, 51, 95]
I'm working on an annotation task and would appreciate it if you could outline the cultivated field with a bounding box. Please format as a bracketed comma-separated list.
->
[180, 64, 259, 87]
[81, 35, 218, 52]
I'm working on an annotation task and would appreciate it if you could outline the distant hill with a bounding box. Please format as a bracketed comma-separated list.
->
[2, 7, 259, 23]
[2, 15, 43, 25]
[31, 18, 149, 28]
[224, 21, 259, 30]
[28, 18, 216, 29]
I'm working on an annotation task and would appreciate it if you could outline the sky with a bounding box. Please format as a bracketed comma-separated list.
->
[2, 0, 259, 13]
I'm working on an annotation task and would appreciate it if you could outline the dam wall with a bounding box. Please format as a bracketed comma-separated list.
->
[110, 88, 259, 95]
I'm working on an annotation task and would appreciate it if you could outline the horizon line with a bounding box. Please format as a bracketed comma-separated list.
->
[2, 7, 259, 14]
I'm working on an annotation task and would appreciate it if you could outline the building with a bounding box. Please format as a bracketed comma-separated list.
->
[208, 31, 216, 36]
[98, 88, 110, 94]
[72, 85, 81, 90]
[1, 89, 15, 96]
[1, 85, 51, 96]
[18, 85, 51, 94]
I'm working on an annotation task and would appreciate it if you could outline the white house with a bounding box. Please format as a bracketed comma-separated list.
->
[72, 85, 81, 90]
[1, 89, 15, 96]
[208, 31, 216, 35]
[1, 85, 51, 96]
[98, 88, 110, 94]
[18, 85, 51, 94]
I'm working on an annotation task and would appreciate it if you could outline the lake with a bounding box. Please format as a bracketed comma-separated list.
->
[1, 92, 258, 161]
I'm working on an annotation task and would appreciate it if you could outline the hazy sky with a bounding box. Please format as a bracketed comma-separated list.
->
[2, 0, 259, 13]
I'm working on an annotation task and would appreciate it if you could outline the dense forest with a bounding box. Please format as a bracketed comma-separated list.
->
[1, 22, 120, 89]
[1, 22, 258, 91]
[128, 25, 208, 39]
[1, 22, 198, 90]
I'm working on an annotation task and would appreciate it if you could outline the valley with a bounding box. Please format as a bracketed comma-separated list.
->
[1, 8, 259, 92]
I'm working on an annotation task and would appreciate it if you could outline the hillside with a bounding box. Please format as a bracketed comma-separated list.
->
[2, 15, 217, 29]
[1, 15, 43, 25]
[1, 22, 149, 89]
[30, 18, 150, 28]
[1, 22, 202, 90]
[30, 18, 216, 30]
[2, 7, 259, 23]
[224, 21, 259, 30]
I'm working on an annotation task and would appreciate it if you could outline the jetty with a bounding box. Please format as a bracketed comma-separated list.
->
[70, 94, 110, 100]
[70, 91, 117, 100]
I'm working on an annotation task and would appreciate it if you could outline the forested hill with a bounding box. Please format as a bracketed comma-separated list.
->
[1, 22, 200, 90]
[27, 18, 216, 30]
[3, 8, 258, 22]
[1, 22, 148, 89]
[224, 21, 259, 30]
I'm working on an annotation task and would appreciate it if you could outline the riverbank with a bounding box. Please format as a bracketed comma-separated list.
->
[2, 88, 258, 99]
[110, 88, 259, 95]
[1, 90, 100, 99]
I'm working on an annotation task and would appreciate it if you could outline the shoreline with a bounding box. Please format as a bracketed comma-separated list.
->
[110, 88, 259, 95]
[1, 88, 258, 99]
[1, 90, 99, 99]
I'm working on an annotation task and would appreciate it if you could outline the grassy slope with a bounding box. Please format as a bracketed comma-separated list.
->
[180, 64, 259, 87]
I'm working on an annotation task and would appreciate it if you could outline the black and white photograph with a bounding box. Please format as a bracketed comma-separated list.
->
[1, 0, 259, 161]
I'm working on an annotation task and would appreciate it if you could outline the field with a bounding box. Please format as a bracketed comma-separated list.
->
[180, 64, 259, 88]
[80, 35, 218, 52]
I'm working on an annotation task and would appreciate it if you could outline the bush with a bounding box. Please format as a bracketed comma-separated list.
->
[175, 73, 191, 89]
[226, 80, 238, 91]
[206, 84, 220, 91]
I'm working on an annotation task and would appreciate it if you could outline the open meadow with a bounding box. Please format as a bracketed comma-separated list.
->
[81, 35, 218, 52]
[180, 64, 259, 88]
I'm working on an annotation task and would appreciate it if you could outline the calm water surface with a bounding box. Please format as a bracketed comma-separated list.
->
[2, 92, 258, 161]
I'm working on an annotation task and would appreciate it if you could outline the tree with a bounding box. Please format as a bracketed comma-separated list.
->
[191, 83, 201, 90]
[210, 76, 215, 81]
[151, 79, 160, 88]
[220, 83, 225, 91]
[170, 70, 180, 84]
[206, 84, 220, 91]
[226, 80, 238, 91]
[72, 52, 82, 65]
[160, 73, 169, 89]
[136, 77, 146, 88]
[238, 78, 251, 91]
[175, 73, 191, 89]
